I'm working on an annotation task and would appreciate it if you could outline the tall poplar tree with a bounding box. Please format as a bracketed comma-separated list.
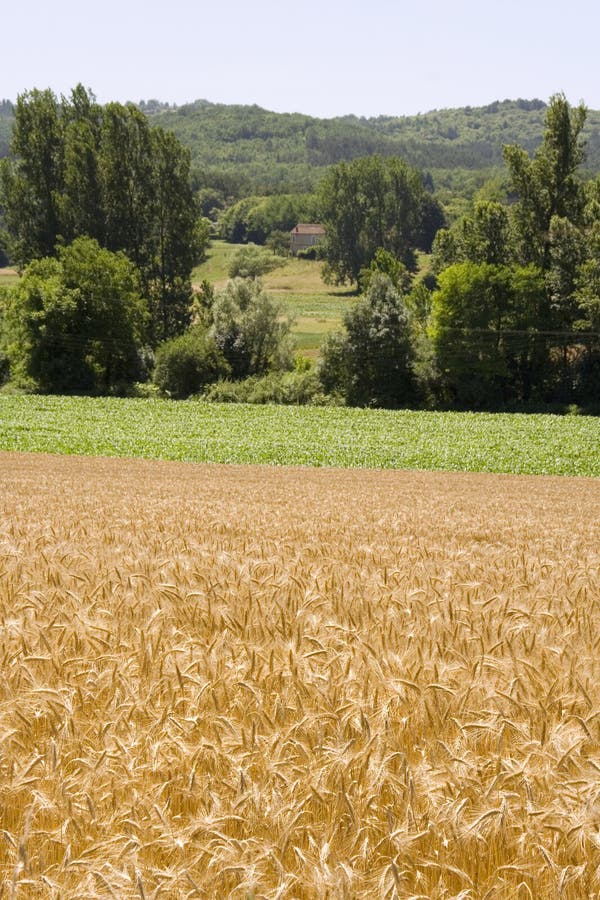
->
[0, 85, 202, 342]
[503, 93, 587, 270]
[0, 89, 64, 263]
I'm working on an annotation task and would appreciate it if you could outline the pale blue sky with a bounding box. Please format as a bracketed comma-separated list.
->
[3, 0, 599, 117]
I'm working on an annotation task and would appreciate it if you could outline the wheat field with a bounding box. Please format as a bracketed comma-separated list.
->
[1, 452, 600, 898]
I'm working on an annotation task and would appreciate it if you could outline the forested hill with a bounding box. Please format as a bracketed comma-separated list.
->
[0, 100, 14, 158]
[147, 97, 600, 192]
[3, 96, 600, 194]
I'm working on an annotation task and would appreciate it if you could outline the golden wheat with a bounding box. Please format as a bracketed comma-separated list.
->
[0, 452, 599, 898]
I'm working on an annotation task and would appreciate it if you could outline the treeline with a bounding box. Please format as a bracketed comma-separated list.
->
[317, 95, 600, 412]
[5, 95, 600, 201]
[129, 98, 600, 199]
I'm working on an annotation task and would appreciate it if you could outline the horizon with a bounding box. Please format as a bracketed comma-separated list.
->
[0, 92, 568, 122]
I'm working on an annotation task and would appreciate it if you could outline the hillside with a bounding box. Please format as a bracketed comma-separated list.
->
[0, 99, 13, 158]
[152, 97, 600, 195]
[2, 96, 600, 198]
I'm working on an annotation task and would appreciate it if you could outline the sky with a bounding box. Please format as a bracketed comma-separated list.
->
[3, 0, 600, 118]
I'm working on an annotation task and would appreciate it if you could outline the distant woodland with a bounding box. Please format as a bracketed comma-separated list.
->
[2, 90, 600, 412]
[2, 96, 600, 206]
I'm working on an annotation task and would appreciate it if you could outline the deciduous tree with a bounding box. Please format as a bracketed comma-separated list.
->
[318, 156, 435, 285]
[318, 273, 418, 407]
[2, 237, 147, 393]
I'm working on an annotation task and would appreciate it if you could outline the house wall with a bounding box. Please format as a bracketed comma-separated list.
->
[291, 233, 322, 254]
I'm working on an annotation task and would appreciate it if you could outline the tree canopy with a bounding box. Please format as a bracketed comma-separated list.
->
[319, 273, 418, 407]
[1, 237, 147, 394]
[318, 155, 444, 285]
[427, 95, 600, 409]
[0, 85, 204, 342]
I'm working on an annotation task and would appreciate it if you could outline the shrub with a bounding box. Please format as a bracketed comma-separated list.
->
[266, 230, 291, 255]
[227, 244, 284, 279]
[200, 367, 330, 405]
[210, 279, 295, 378]
[153, 327, 230, 399]
[296, 246, 321, 261]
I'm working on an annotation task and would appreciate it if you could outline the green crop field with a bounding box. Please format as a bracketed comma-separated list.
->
[0, 395, 598, 476]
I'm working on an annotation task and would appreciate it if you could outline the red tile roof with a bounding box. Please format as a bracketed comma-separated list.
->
[291, 223, 325, 235]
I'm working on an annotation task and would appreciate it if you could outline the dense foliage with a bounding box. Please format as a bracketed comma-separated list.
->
[219, 193, 319, 244]
[428, 95, 600, 409]
[318, 156, 443, 284]
[0, 86, 204, 342]
[152, 327, 230, 399]
[145, 98, 600, 197]
[1, 237, 147, 394]
[4, 95, 600, 215]
[149, 276, 296, 399]
[227, 245, 284, 279]
[209, 278, 294, 379]
[319, 274, 418, 407]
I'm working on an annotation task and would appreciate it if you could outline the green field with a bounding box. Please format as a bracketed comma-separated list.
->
[0, 267, 19, 287]
[0, 395, 598, 476]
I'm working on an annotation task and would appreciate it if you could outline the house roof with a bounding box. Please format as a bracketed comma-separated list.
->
[291, 223, 325, 235]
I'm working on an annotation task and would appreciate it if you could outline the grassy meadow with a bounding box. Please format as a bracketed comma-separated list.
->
[1, 452, 600, 897]
[0, 266, 19, 287]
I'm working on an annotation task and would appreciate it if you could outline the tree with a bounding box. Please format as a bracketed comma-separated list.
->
[318, 273, 418, 407]
[218, 193, 319, 245]
[1, 85, 200, 343]
[61, 85, 104, 244]
[504, 93, 587, 269]
[427, 97, 600, 408]
[431, 262, 545, 408]
[318, 156, 434, 285]
[359, 248, 413, 295]
[2, 237, 147, 393]
[431, 200, 513, 273]
[210, 279, 294, 378]
[0, 89, 64, 264]
[227, 244, 283, 279]
[145, 128, 203, 342]
[97, 101, 154, 273]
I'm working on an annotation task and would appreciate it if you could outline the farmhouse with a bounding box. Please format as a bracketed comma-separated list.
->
[290, 223, 325, 255]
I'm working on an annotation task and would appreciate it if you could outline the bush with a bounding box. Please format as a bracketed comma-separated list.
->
[296, 246, 322, 261]
[210, 279, 295, 378]
[266, 230, 291, 255]
[227, 244, 284, 279]
[200, 367, 330, 405]
[153, 327, 230, 399]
